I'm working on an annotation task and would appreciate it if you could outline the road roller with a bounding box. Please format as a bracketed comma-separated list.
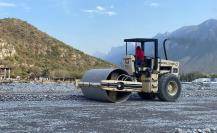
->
[79, 38, 181, 103]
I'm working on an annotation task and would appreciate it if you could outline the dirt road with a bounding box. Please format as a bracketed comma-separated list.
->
[0, 83, 217, 133]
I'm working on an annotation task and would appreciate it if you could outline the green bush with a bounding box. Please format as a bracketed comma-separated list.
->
[180, 72, 209, 82]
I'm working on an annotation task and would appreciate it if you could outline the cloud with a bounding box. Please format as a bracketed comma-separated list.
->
[96, 6, 105, 11]
[83, 10, 95, 13]
[0, 2, 16, 7]
[82, 5, 117, 17]
[106, 11, 117, 16]
[150, 2, 160, 7]
[144, 1, 160, 8]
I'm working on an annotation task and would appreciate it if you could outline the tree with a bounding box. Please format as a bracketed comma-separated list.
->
[41, 58, 50, 78]
[29, 66, 41, 80]
[180, 72, 209, 82]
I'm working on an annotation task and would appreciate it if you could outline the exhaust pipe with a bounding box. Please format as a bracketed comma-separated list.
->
[163, 39, 169, 60]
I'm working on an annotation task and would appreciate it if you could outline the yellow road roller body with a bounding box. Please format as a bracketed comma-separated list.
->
[79, 38, 181, 103]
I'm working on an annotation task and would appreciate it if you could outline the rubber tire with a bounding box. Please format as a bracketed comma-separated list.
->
[157, 74, 181, 102]
[138, 92, 156, 100]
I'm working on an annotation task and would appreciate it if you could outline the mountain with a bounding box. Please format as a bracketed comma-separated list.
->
[93, 51, 106, 60]
[0, 18, 113, 79]
[163, 19, 217, 73]
[95, 19, 217, 74]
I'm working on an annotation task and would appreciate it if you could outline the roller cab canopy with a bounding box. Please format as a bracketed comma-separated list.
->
[124, 38, 158, 42]
[124, 38, 159, 70]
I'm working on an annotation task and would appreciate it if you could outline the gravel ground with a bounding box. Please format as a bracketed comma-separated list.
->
[0, 83, 217, 133]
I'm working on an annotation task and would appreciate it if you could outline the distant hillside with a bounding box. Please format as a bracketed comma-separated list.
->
[0, 18, 113, 79]
[159, 19, 217, 74]
[96, 19, 217, 74]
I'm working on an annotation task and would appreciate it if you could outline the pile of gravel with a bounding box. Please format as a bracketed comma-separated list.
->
[175, 128, 217, 133]
[0, 83, 83, 101]
[1, 82, 217, 101]
[181, 83, 217, 98]
[0, 83, 76, 93]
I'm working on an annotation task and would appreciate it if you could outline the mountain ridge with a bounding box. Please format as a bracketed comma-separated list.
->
[0, 18, 113, 79]
[95, 19, 217, 74]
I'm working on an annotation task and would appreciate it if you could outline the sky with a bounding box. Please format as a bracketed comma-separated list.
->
[0, 0, 217, 55]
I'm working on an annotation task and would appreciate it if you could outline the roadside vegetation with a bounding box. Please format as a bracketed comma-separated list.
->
[180, 72, 217, 82]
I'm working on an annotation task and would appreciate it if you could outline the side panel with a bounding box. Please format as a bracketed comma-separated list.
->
[140, 73, 158, 93]
[151, 74, 158, 93]
[159, 59, 179, 76]
[122, 55, 135, 75]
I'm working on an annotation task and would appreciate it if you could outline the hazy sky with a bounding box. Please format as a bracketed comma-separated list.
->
[0, 0, 217, 55]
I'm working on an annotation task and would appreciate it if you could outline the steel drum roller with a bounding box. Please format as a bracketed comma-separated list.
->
[80, 69, 132, 103]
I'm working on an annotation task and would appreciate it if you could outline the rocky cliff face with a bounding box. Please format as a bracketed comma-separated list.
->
[0, 39, 16, 60]
[96, 19, 217, 74]
[159, 19, 217, 74]
[0, 18, 113, 78]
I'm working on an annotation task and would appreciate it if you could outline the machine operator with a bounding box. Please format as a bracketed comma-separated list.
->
[135, 46, 144, 66]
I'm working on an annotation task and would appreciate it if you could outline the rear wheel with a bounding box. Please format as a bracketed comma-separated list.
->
[138, 92, 156, 100]
[157, 74, 181, 101]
